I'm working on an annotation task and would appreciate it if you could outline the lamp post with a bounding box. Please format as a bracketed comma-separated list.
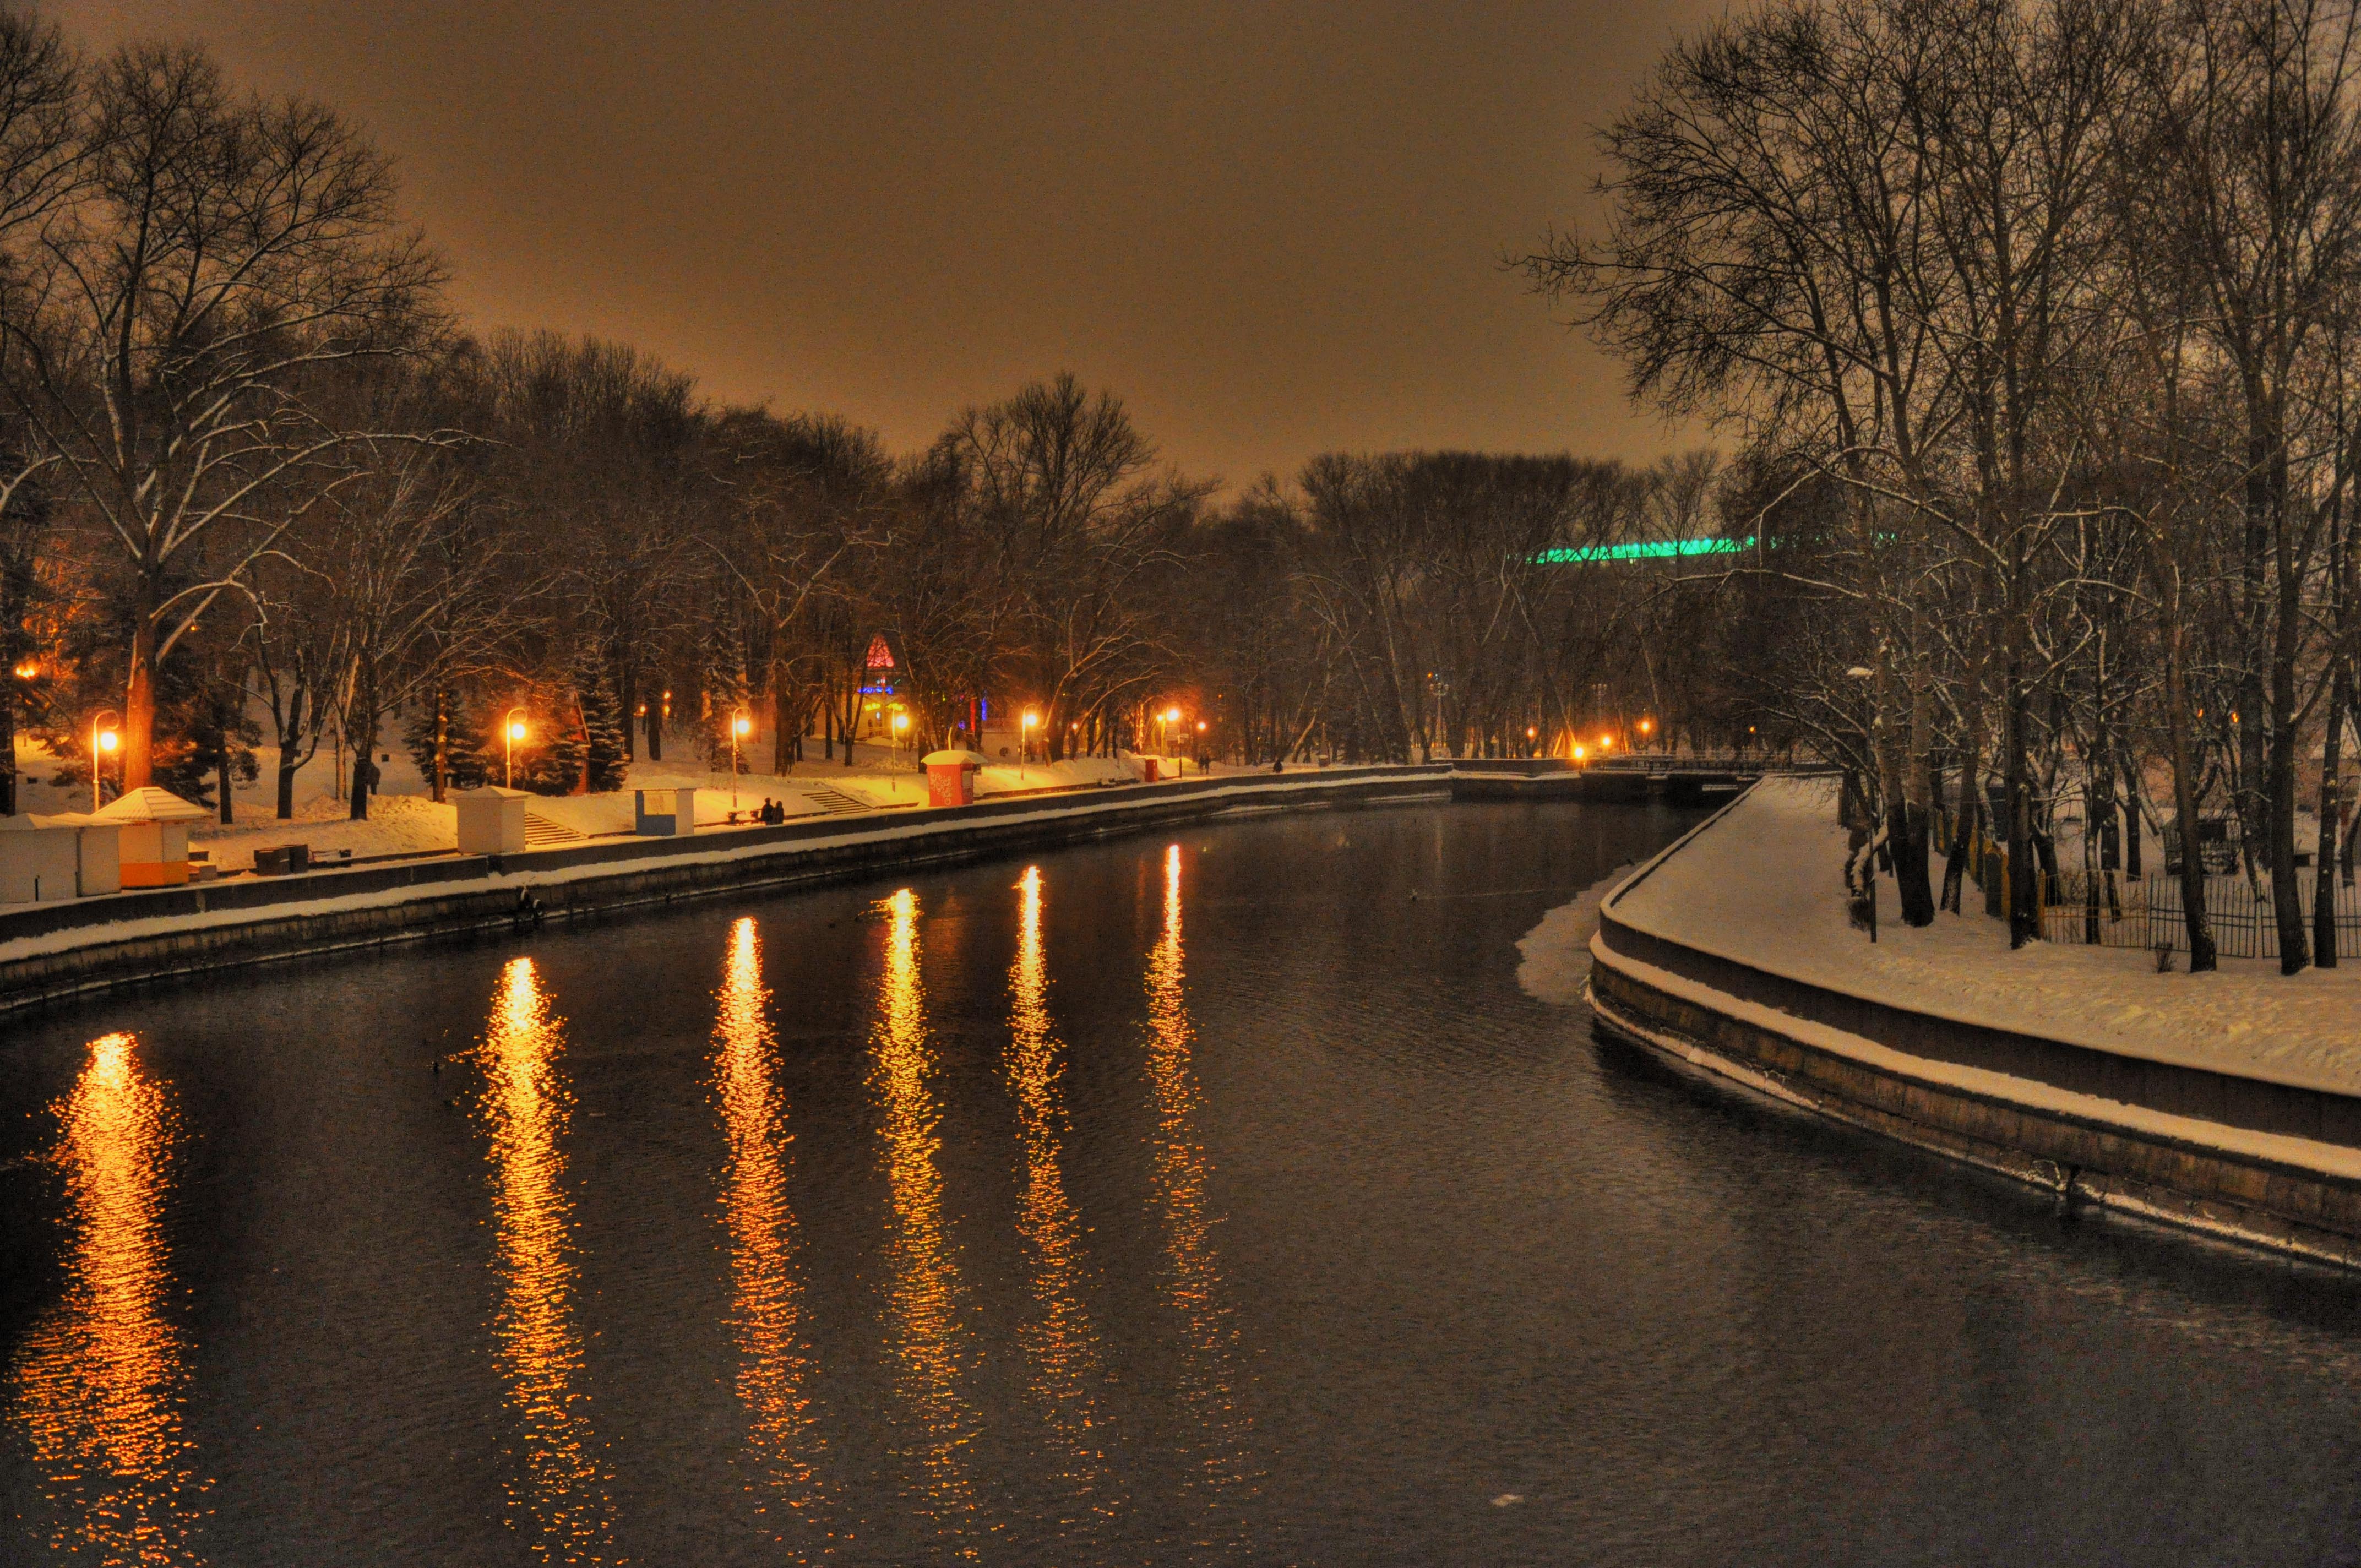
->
[504, 706, 528, 789]
[90, 709, 121, 812]
[732, 713, 751, 813]
[1021, 709, 1037, 778]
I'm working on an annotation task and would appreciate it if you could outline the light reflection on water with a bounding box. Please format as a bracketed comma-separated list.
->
[8, 1031, 207, 1566]
[1142, 845, 1258, 1544]
[867, 886, 980, 1550]
[712, 916, 833, 1554]
[475, 956, 615, 1565]
[16, 806, 2361, 1564]
[1006, 867, 1115, 1531]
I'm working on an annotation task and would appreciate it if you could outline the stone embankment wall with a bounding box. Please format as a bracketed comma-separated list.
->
[0, 766, 1448, 1017]
[1588, 797, 2361, 1270]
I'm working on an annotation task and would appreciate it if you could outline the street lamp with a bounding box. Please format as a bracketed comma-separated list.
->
[90, 709, 120, 812]
[1021, 709, 1038, 778]
[732, 712, 752, 812]
[891, 709, 910, 793]
[504, 706, 529, 790]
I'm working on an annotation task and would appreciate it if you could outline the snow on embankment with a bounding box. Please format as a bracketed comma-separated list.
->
[1516, 865, 1633, 1007]
[1607, 776, 2361, 1099]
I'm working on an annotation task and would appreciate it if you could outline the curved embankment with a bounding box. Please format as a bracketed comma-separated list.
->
[1585, 787, 2361, 1269]
[0, 765, 1448, 1018]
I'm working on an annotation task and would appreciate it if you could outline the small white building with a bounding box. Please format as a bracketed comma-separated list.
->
[634, 787, 696, 837]
[94, 787, 211, 889]
[0, 815, 80, 904]
[457, 786, 531, 855]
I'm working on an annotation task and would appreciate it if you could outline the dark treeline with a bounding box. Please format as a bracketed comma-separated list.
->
[0, 12, 1738, 831]
[1531, 0, 2361, 975]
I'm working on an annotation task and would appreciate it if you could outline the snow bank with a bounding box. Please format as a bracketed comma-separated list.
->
[1516, 864, 1633, 1007]
[1609, 776, 2361, 1099]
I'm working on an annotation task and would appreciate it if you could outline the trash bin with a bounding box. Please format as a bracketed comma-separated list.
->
[1141, 758, 1160, 783]
[922, 749, 987, 808]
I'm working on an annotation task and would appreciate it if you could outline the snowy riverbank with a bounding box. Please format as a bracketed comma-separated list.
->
[11, 736, 1182, 870]
[1603, 776, 2361, 1100]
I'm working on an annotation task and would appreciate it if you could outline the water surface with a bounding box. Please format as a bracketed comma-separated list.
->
[4, 802, 2359, 1565]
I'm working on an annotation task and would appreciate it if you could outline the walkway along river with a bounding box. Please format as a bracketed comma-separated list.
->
[4, 801, 2361, 1564]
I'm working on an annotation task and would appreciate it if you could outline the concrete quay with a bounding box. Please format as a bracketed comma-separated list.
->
[1588, 791, 2361, 1270]
[0, 764, 1449, 1017]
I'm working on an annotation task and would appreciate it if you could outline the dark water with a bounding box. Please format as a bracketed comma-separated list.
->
[4, 803, 2361, 1566]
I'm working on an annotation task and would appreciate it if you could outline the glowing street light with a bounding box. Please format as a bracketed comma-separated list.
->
[89, 709, 122, 811]
[504, 706, 529, 790]
[11, 660, 36, 680]
[732, 712, 752, 812]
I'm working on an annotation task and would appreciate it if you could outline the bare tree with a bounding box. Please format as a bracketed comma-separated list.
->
[1, 42, 444, 788]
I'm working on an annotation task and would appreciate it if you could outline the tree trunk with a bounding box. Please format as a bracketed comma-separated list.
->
[618, 664, 637, 763]
[2159, 593, 2215, 971]
[2316, 662, 2348, 967]
[0, 671, 14, 817]
[2269, 592, 2310, 973]
[2005, 559, 2038, 949]
[124, 611, 157, 790]
[430, 688, 449, 804]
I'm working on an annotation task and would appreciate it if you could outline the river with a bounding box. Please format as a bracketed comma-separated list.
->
[3, 801, 2359, 1565]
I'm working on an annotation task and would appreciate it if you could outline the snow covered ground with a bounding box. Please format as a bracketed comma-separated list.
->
[8, 734, 1227, 872]
[1601, 776, 2361, 1099]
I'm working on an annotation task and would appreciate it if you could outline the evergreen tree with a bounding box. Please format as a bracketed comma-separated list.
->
[698, 625, 750, 765]
[405, 689, 491, 797]
[520, 719, 584, 796]
[574, 649, 628, 791]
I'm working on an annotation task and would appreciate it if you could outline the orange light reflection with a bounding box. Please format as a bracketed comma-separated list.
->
[475, 957, 614, 1565]
[868, 888, 978, 1546]
[1007, 868, 1115, 1527]
[1143, 845, 1257, 1539]
[10, 1031, 209, 1565]
[714, 917, 834, 1550]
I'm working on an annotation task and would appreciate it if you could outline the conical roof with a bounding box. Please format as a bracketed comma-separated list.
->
[93, 786, 212, 823]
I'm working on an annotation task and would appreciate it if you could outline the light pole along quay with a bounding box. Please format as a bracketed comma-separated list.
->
[89, 710, 119, 811]
[504, 707, 528, 788]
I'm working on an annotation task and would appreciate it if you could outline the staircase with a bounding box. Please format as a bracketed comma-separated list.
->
[524, 811, 587, 848]
[795, 784, 871, 816]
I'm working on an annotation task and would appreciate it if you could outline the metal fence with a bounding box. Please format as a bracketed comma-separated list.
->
[1935, 808, 2361, 958]
[2028, 869, 2361, 959]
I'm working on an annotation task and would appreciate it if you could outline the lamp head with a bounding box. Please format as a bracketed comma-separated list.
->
[733, 716, 751, 738]
[508, 721, 527, 742]
[97, 729, 119, 753]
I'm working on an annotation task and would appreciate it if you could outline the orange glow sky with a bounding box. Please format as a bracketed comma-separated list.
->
[64, 1, 1718, 488]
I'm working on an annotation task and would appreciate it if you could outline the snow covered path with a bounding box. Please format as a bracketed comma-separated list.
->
[1604, 776, 2361, 1099]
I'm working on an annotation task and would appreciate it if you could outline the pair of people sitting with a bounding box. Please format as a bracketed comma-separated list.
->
[754, 797, 788, 825]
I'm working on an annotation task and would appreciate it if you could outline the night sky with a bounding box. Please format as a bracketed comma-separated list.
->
[63, 0, 1716, 487]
